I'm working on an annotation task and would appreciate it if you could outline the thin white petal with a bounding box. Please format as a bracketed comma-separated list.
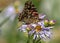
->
[38, 21, 45, 28]
[39, 14, 46, 19]
[46, 26, 54, 29]
[40, 34, 46, 40]
[44, 31, 52, 38]
[42, 27, 50, 31]
[28, 30, 35, 35]
[18, 25, 27, 32]
[37, 35, 39, 38]
[31, 24, 36, 28]
[39, 31, 44, 35]
[33, 34, 37, 39]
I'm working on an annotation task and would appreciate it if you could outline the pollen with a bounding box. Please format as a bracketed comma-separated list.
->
[35, 25, 42, 32]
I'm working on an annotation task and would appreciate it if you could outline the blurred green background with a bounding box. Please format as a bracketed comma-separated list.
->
[0, 0, 60, 43]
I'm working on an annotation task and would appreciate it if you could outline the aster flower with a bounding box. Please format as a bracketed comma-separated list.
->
[32, 22, 53, 40]
[18, 14, 55, 43]
[18, 20, 53, 41]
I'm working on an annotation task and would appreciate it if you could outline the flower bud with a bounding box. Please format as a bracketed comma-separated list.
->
[44, 19, 49, 27]
[49, 20, 56, 25]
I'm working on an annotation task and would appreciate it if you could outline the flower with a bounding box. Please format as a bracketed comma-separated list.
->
[18, 12, 55, 42]
[31, 21, 53, 40]
[18, 20, 53, 41]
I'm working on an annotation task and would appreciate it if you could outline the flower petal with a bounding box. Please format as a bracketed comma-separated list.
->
[28, 30, 35, 35]
[33, 34, 37, 39]
[44, 31, 52, 38]
[38, 21, 45, 28]
[46, 26, 54, 29]
[31, 24, 37, 28]
[42, 26, 54, 31]
[42, 27, 50, 31]
[39, 14, 46, 19]
[18, 25, 27, 32]
[40, 34, 46, 40]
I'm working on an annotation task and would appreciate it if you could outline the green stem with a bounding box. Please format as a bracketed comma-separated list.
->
[27, 34, 30, 43]
[33, 39, 36, 43]
[38, 41, 41, 43]
[36, 38, 41, 43]
[27, 39, 29, 43]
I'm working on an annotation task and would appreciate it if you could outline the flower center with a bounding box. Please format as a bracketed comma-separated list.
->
[35, 25, 42, 32]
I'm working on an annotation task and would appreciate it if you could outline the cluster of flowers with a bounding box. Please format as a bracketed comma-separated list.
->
[18, 14, 55, 41]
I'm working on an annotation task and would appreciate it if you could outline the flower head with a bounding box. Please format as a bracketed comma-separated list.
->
[18, 20, 54, 41]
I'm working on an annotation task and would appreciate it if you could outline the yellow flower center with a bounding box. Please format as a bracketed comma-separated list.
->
[35, 25, 42, 32]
